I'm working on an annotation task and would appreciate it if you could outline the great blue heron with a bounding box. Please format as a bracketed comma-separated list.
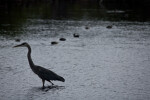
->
[13, 42, 65, 88]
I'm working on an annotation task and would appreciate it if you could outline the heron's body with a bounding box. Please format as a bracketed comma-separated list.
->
[14, 42, 65, 88]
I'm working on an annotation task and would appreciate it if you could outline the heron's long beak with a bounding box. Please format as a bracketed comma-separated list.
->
[13, 44, 23, 48]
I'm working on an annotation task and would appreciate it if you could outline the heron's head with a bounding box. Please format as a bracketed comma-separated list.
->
[13, 42, 29, 48]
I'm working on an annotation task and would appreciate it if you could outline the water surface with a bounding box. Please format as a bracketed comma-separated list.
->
[0, 1, 150, 100]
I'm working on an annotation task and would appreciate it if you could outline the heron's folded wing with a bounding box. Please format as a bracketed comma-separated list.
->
[37, 66, 60, 81]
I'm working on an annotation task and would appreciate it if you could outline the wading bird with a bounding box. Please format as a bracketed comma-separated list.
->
[13, 42, 65, 88]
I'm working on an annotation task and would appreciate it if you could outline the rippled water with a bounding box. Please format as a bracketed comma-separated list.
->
[0, 1, 150, 99]
[0, 20, 150, 100]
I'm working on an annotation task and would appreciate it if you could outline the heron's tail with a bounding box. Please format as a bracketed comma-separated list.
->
[57, 76, 65, 82]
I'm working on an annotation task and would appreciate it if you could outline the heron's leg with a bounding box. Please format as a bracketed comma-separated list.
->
[49, 80, 54, 85]
[42, 79, 45, 88]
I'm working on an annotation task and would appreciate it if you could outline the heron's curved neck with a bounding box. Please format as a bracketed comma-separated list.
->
[27, 45, 35, 67]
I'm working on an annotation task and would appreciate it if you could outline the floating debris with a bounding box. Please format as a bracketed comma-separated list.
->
[59, 38, 66, 41]
[73, 33, 79, 38]
[51, 41, 58, 45]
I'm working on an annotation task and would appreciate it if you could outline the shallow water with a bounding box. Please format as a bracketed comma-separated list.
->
[0, 20, 150, 100]
[1, 1, 150, 100]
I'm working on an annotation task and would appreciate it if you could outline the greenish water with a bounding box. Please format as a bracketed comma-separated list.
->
[0, 1, 150, 37]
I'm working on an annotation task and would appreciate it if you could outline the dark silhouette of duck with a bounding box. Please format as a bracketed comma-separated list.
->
[51, 41, 58, 45]
[59, 38, 66, 41]
[106, 25, 112, 29]
[73, 33, 79, 38]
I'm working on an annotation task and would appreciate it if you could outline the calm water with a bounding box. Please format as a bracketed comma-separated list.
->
[0, 1, 150, 100]
[0, 1, 150, 37]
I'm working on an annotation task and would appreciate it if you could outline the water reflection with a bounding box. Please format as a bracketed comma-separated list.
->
[43, 85, 65, 92]
[26, 86, 65, 100]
